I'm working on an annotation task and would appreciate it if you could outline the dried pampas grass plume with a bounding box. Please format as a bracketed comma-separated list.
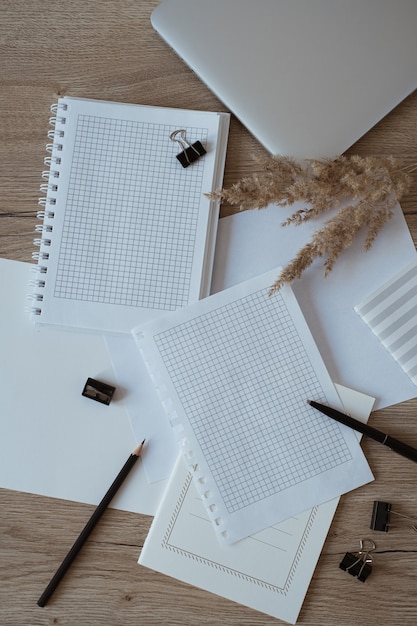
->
[208, 155, 414, 293]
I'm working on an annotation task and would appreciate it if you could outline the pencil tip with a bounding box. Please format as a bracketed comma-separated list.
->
[307, 399, 312, 405]
[133, 440, 146, 456]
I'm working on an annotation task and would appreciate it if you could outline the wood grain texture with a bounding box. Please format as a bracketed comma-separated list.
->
[1, 1, 417, 624]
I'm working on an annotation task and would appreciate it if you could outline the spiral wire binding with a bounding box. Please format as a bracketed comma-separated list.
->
[29, 102, 67, 316]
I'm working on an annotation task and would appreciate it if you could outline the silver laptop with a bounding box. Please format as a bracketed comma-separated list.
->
[152, 0, 417, 157]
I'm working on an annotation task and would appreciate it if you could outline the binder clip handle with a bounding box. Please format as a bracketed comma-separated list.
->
[339, 539, 375, 582]
[170, 129, 206, 168]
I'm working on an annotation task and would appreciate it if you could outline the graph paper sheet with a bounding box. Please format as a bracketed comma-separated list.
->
[31, 97, 229, 332]
[355, 259, 417, 386]
[133, 268, 373, 544]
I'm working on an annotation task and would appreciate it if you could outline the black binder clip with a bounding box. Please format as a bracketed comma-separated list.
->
[339, 539, 376, 582]
[82, 377, 116, 405]
[370, 500, 417, 532]
[170, 129, 206, 167]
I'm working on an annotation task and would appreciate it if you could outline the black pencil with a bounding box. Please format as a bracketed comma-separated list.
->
[37, 439, 145, 608]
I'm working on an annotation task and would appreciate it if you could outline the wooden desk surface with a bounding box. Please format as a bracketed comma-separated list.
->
[1, 2, 417, 624]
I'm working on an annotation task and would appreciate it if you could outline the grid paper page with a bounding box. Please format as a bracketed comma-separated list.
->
[55, 115, 205, 309]
[33, 97, 228, 332]
[134, 268, 373, 544]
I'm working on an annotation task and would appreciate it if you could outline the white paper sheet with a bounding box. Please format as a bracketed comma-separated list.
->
[0, 259, 166, 515]
[133, 268, 373, 543]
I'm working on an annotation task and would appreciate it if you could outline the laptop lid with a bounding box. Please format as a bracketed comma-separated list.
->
[152, 0, 417, 157]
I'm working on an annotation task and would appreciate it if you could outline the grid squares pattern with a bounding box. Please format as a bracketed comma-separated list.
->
[154, 288, 352, 514]
[54, 114, 208, 310]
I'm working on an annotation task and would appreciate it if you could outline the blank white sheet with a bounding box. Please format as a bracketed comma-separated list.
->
[0, 259, 166, 515]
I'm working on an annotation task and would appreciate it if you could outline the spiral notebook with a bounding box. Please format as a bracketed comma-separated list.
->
[133, 268, 373, 545]
[29, 96, 230, 333]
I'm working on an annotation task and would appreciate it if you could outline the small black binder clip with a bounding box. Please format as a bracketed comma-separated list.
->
[370, 500, 417, 532]
[170, 129, 206, 168]
[339, 539, 375, 582]
[82, 377, 116, 405]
